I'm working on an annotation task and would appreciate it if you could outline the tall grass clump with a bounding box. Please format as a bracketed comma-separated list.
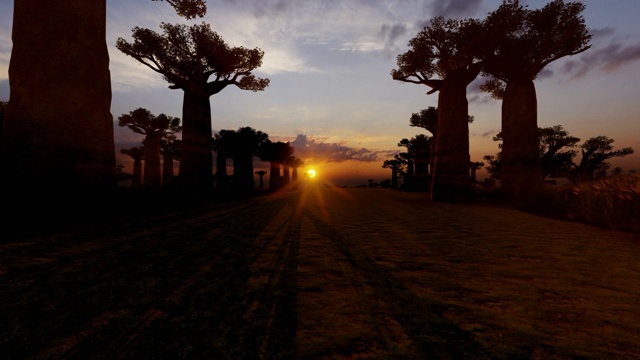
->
[568, 174, 640, 232]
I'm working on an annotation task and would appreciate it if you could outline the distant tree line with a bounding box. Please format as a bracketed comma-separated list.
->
[483, 125, 634, 184]
[117, 107, 305, 195]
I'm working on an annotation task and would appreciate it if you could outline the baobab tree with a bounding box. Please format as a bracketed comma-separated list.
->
[382, 159, 402, 190]
[538, 125, 581, 180]
[480, 0, 591, 207]
[255, 170, 268, 189]
[410, 107, 438, 176]
[288, 157, 305, 183]
[118, 108, 181, 189]
[392, 17, 484, 202]
[572, 136, 634, 183]
[121, 147, 145, 189]
[260, 141, 294, 191]
[3, 0, 206, 201]
[410, 107, 473, 181]
[229, 127, 270, 193]
[116, 22, 269, 193]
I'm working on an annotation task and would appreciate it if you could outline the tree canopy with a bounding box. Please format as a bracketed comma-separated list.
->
[391, 16, 484, 93]
[480, 0, 592, 97]
[116, 22, 269, 95]
[153, 0, 207, 19]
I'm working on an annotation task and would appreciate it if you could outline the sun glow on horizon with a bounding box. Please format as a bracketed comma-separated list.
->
[307, 169, 316, 178]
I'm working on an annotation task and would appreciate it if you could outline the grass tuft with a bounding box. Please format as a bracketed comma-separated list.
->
[568, 174, 640, 232]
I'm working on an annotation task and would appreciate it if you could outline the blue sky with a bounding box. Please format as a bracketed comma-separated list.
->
[1, 0, 639, 185]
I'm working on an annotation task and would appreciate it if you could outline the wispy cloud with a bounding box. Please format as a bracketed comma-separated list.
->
[564, 41, 640, 79]
[290, 134, 391, 163]
[427, 0, 483, 18]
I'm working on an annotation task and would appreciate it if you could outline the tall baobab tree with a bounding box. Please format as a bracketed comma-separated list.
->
[116, 22, 269, 193]
[118, 108, 181, 189]
[481, 0, 591, 207]
[392, 17, 484, 202]
[3, 0, 206, 201]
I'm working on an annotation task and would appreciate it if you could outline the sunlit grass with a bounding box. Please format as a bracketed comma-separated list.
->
[568, 174, 640, 232]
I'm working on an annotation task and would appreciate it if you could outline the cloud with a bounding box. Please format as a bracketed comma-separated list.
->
[427, 0, 483, 19]
[290, 134, 392, 163]
[377, 22, 408, 58]
[564, 41, 640, 79]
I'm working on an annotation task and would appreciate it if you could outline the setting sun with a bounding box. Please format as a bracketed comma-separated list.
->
[307, 169, 316, 178]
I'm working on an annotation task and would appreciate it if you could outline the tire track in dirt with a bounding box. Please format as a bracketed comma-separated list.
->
[1, 195, 295, 360]
[303, 207, 491, 359]
[239, 201, 301, 359]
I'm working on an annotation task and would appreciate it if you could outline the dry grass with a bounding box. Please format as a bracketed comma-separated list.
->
[568, 174, 640, 232]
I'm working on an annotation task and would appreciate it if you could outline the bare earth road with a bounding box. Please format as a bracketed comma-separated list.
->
[1, 184, 640, 359]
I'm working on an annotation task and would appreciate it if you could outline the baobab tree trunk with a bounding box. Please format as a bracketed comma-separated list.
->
[501, 77, 543, 208]
[3, 0, 115, 199]
[391, 167, 398, 190]
[143, 134, 162, 189]
[269, 162, 280, 191]
[431, 76, 472, 202]
[233, 155, 255, 193]
[179, 89, 213, 193]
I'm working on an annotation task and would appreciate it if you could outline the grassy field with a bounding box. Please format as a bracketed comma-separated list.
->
[1, 184, 639, 359]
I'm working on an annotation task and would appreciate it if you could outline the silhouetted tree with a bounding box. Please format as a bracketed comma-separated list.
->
[538, 125, 580, 179]
[482, 153, 502, 181]
[3, 2, 115, 199]
[229, 127, 270, 193]
[397, 139, 415, 179]
[410, 134, 432, 191]
[121, 147, 145, 189]
[470, 161, 484, 183]
[2, 0, 205, 201]
[485, 125, 581, 181]
[572, 136, 634, 183]
[288, 157, 305, 183]
[480, 0, 591, 207]
[282, 157, 294, 188]
[160, 136, 181, 188]
[382, 159, 402, 190]
[212, 131, 232, 190]
[410, 107, 438, 175]
[409, 107, 473, 181]
[255, 170, 267, 189]
[152, 0, 207, 19]
[117, 22, 269, 193]
[118, 108, 181, 189]
[393, 17, 483, 202]
[260, 141, 295, 191]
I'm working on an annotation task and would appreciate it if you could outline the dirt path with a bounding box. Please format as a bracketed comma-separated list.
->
[1, 184, 639, 359]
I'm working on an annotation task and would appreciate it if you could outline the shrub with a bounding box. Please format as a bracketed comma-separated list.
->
[568, 174, 640, 232]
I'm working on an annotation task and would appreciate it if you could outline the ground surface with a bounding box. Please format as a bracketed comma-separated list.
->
[1, 184, 639, 359]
